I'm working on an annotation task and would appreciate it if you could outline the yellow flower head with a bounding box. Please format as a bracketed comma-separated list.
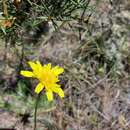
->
[20, 61, 64, 101]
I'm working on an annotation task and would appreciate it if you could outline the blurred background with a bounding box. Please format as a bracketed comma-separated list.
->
[0, 0, 130, 129]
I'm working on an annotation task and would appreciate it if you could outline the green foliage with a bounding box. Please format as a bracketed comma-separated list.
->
[16, 80, 28, 97]
[0, 0, 92, 40]
[0, 79, 54, 114]
[32, 0, 88, 20]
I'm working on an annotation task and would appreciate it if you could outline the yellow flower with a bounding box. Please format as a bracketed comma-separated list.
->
[20, 61, 64, 101]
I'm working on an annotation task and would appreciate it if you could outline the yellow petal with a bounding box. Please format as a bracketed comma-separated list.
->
[52, 84, 64, 98]
[47, 63, 51, 69]
[46, 90, 53, 101]
[20, 70, 34, 77]
[35, 83, 44, 94]
[36, 61, 42, 68]
[52, 66, 64, 75]
[28, 61, 37, 71]
[43, 63, 51, 70]
[58, 88, 64, 98]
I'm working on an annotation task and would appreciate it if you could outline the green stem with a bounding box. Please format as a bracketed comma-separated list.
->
[34, 94, 40, 130]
